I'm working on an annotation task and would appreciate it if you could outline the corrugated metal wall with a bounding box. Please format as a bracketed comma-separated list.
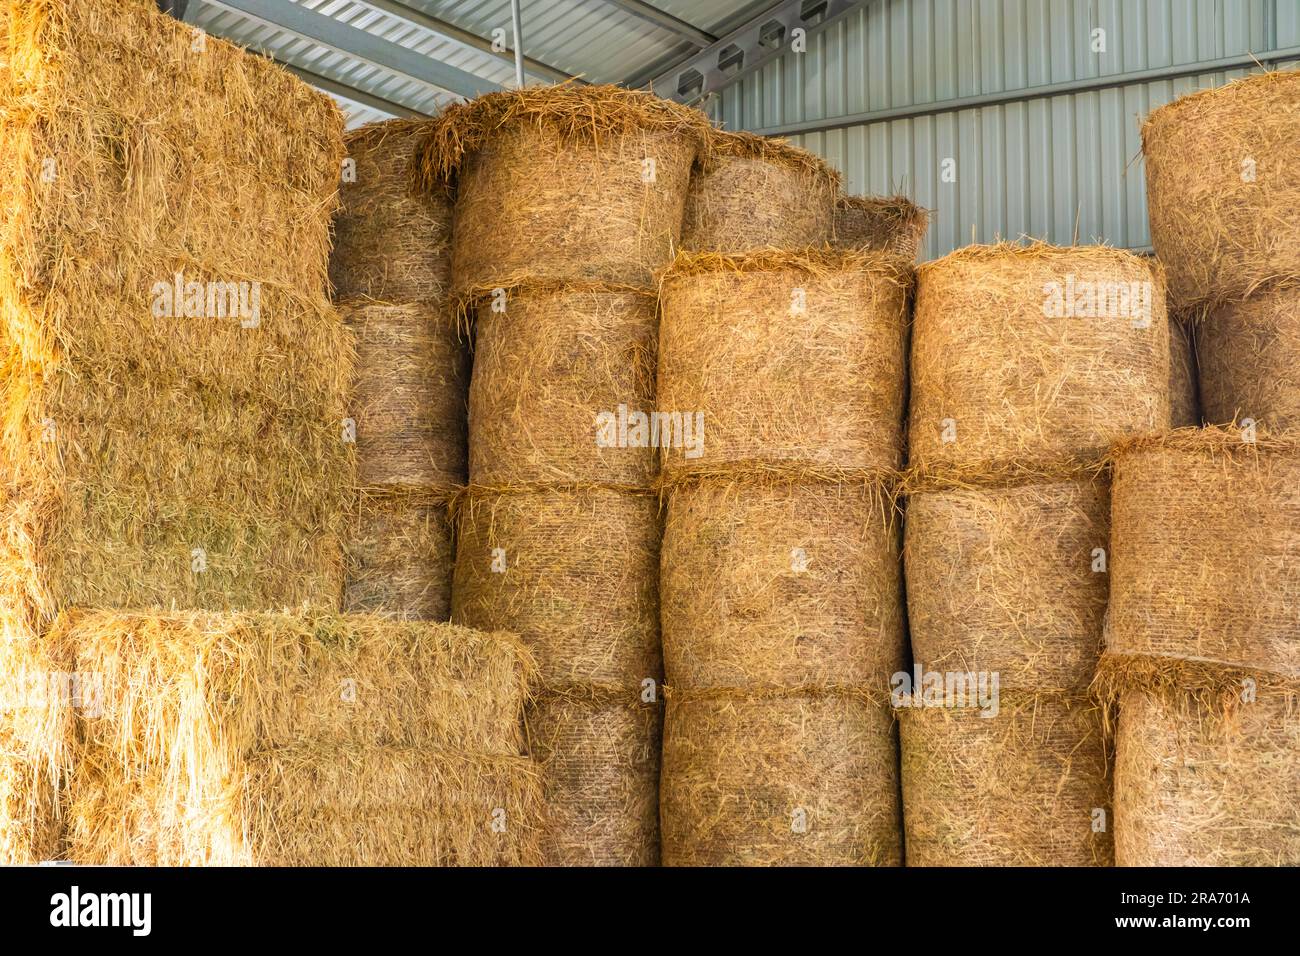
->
[713, 0, 1300, 259]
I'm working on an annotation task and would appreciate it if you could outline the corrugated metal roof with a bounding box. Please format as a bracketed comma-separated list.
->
[183, 0, 765, 126]
[716, 0, 1300, 259]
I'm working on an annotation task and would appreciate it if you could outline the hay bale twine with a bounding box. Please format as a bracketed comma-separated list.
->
[1107, 429, 1300, 677]
[343, 299, 468, 489]
[904, 478, 1110, 693]
[331, 118, 452, 302]
[417, 85, 708, 296]
[899, 693, 1113, 866]
[344, 490, 453, 619]
[1196, 284, 1300, 431]
[661, 477, 904, 689]
[679, 131, 840, 253]
[469, 283, 658, 487]
[1169, 317, 1200, 427]
[1141, 70, 1300, 309]
[452, 488, 661, 687]
[657, 249, 911, 478]
[526, 690, 661, 866]
[832, 195, 929, 261]
[909, 243, 1170, 478]
[1113, 683, 1300, 866]
[661, 690, 900, 866]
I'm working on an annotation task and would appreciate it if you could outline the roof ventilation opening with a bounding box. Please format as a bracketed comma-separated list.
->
[676, 68, 704, 99]
[758, 21, 786, 52]
[717, 44, 744, 76]
[800, 1, 830, 25]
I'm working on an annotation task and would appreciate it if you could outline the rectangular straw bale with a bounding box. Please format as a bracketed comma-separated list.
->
[0, 623, 75, 863]
[1, 408, 351, 640]
[58, 610, 540, 865]
[70, 742, 542, 866]
[0, 0, 343, 302]
[59, 609, 533, 759]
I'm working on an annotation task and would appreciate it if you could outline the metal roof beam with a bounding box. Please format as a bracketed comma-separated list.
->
[281, 63, 428, 118]
[633, 0, 866, 102]
[599, 0, 715, 48]
[359, 0, 580, 84]
[751, 44, 1300, 137]
[201, 0, 501, 99]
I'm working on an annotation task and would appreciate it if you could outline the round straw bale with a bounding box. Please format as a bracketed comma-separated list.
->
[832, 195, 929, 261]
[657, 249, 911, 479]
[909, 243, 1170, 478]
[1169, 317, 1200, 427]
[343, 490, 453, 619]
[343, 299, 468, 489]
[526, 689, 661, 866]
[680, 130, 840, 253]
[1141, 69, 1300, 309]
[661, 690, 901, 866]
[417, 85, 709, 296]
[331, 118, 452, 302]
[1114, 682, 1300, 866]
[452, 488, 661, 687]
[469, 283, 658, 487]
[1107, 428, 1300, 677]
[904, 478, 1110, 693]
[661, 477, 904, 690]
[1196, 283, 1300, 431]
[899, 692, 1113, 866]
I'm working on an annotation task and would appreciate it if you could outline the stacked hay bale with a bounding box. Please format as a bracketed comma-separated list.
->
[421, 85, 710, 865]
[0, 0, 351, 863]
[680, 130, 840, 252]
[1143, 69, 1300, 430]
[657, 249, 911, 865]
[901, 243, 1171, 865]
[56, 611, 542, 865]
[331, 119, 466, 618]
[1098, 430, 1300, 865]
[832, 195, 930, 261]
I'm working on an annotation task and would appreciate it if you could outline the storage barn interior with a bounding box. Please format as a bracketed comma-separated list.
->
[0, 0, 1296, 870]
